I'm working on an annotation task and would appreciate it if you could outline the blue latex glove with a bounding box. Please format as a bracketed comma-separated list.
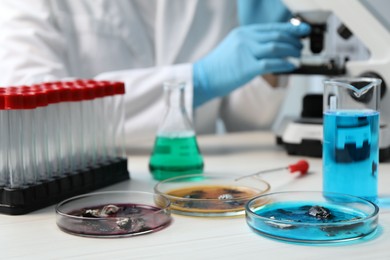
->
[237, 0, 292, 25]
[193, 23, 310, 107]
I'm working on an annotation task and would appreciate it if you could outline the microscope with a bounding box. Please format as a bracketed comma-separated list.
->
[277, 0, 390, 161]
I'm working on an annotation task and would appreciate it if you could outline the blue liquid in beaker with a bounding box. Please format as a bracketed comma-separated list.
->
[323, 111, 379, 202]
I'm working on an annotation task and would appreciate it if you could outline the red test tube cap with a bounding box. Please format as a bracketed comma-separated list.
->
[101, 81, 115, 97]
[57, 84, 73, 102]
[21, 91, 37, 109]
[113, 82, 125, 95]
[69, 85, 84, 102]
[76, 83, 95, 100]
[5, 92, 24, 109]
[92, 82, 105, 98]
[34, 90, 48, 107]
[44, 85, 61, 104]
[0, 93, 5, 109]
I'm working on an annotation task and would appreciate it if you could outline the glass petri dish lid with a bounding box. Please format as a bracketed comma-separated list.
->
[154, 174, 270, 217]
[245, 191, 379, 244]
[56, 191, 172, 238]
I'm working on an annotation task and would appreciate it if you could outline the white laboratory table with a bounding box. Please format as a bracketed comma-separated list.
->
[2, 131, 390, 259]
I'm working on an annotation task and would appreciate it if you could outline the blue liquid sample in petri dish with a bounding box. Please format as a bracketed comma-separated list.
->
[245, 191, 379, 243]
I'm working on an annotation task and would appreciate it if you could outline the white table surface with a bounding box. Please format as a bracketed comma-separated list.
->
[2, 131, 390, 259]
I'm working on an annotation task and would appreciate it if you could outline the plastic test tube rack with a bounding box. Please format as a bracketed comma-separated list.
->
[0, 80, 129, 215]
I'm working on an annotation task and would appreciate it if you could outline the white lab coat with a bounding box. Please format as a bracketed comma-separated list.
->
[0, 0, 287, 146]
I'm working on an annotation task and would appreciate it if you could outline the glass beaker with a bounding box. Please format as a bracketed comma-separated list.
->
[149, 81, 204, 180]
[323, 77, 381, 203]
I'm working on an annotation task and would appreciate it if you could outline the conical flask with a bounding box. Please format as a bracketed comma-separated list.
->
[149, 81, 204, 180]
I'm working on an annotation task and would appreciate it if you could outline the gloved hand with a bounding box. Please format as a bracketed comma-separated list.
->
[193, 22, 310, 107]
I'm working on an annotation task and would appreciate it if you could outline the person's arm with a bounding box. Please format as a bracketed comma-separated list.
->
[192, 22, 310, 107]
[237, 0, 292, 25]
[0, 0, 69, 84]
[205, 0, 301, 131]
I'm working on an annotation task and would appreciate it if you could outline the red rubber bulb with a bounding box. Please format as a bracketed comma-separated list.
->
[288, 160, 309, 175]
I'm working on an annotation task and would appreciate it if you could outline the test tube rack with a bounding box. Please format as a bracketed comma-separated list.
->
[0, 80, 129, 215]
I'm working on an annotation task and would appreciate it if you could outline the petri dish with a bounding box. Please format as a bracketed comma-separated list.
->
[154, 174, 270, 217]
[56, 191, 172, 238]
[245, 191, 379, 243]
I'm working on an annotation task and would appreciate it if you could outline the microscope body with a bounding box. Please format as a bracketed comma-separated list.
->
[279, 0, 390, 160]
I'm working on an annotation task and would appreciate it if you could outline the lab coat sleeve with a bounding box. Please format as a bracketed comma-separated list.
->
[0, 0, 69, 85]
[220, 76, 288, 132]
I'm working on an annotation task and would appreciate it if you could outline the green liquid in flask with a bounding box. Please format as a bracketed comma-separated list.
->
[149, 134, 204, 180]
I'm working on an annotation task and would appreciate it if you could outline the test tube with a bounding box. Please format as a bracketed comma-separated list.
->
[56, 83, 73, 174]
[102, 81, 115, 161]
[31, 86, 50, 182]
[73, 83, 92, 170]
[19, 89, 38, 185]
[81, 81, 101, 167]
[0, 91, 8, 187]
[78, 82, 96, 167]
[5, 90, 25, 188]
[112, 82, 126, 159]
[73, 79, 98, 167]
[44, 85, 62, 178]
[92, 81, 107, 164]
[69, 85, 84, 172]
